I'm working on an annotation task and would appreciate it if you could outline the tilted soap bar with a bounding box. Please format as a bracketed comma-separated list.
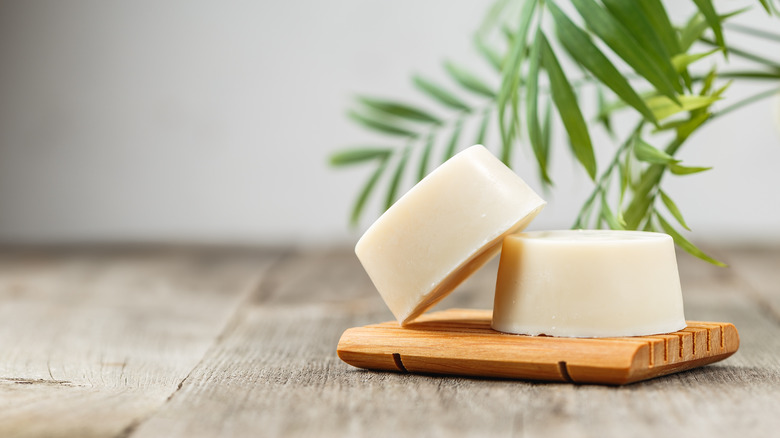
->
[492, 230, 686, 338]
[356, 145, 545, 325]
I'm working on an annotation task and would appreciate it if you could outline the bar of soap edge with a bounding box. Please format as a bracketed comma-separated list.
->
[356, 145, 545, 326]
[492, 230, 686, 338]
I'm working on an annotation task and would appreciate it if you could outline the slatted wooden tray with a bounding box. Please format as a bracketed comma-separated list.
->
[337, 308, 739, 385]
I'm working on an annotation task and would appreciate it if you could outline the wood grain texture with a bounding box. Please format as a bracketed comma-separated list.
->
[721, 246, 780, 322]
[0, 247, 282, 438]
[337, 309, 739, 385]
[131, 248, 780, 438]
[0, 246, 779, 437]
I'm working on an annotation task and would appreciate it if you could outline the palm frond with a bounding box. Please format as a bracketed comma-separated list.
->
[333, 0, 780, 265]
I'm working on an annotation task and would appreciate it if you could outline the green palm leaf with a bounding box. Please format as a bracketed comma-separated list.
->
[350, 158, 390, 226]
[335, 0, 780, 266]
[498, 0, 537, 165]
[330, 147, 392, 166]
[670, 164, 712, 175]
[659, 189, 691, 231]
[417, 135, 435, 181]
[444, 61, 496, 98]
[645, 95, 719, 120]
[442, 119, 464, 161]
[412, 75, 471, 112]
[637, 0, 682, 56]
[570, 0, 682, 101]
[601, 193, 626, 230]
[692, 0, 726, 51]
[671, 49, 722, 72]
[600, 0, 680, 91]
[525, 31, 552, 184]
[348, 111, 418, 138]
[474, 37, 503, 72]
[634, 139, 678, 165]
[547, 1, 657, 124]
[541, 101, 553, 181]
[385, 146, 411, 210]
[656, 213, 726, 266]
[474, 110, 491, 145]
[539, 32, 596, 180]
[357, 97, 441, 124]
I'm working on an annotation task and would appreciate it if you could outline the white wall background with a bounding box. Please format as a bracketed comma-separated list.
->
[0, 1, 778, 246]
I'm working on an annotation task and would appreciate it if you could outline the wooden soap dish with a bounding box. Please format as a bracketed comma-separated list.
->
[337, 308, 739, 385]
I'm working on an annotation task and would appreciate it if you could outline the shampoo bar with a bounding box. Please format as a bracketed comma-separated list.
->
[356, 145, 545, 325]
[492, 230, 686, 338]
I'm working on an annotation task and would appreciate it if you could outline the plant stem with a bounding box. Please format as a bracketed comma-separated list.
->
[724, 23, 780, 43]
[717, 70, 780, 80]
[623, 83, 780, 229]
[691, 70, 780, 82]
[699, 38, 780, 70]
[623, 135, 687, 229]
[574, 121, 644, 228]
[712, 85, 780, 119]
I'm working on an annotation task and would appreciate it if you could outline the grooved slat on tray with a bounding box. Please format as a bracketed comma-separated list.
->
[337, 309, 739, 385]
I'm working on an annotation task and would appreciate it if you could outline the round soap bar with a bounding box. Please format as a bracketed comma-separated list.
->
[356, 145, 545, 326]
[492, 230, 686, 338]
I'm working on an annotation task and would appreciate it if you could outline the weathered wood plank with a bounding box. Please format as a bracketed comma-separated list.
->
[132, 247, 780, 438]
[717, 246, 780, 322]
[1, 246, 777, 437]
[0, 247, 282, 438]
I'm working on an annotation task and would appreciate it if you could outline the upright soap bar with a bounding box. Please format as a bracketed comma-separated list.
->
[492, 230, 686, 338]
[356, 145, 545, 325]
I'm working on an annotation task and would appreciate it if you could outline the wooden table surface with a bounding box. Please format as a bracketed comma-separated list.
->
[0, 245, 778, 437]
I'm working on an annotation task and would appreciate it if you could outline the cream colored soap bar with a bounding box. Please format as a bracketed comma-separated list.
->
[356, 145, 545, 325]
[492, 230, 686, 338]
